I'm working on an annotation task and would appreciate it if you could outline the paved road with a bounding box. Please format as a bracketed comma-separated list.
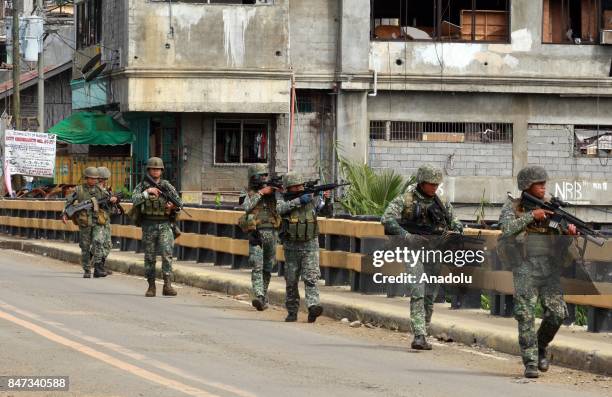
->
[0, 250, 610, 397]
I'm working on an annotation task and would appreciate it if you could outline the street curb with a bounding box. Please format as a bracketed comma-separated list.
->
[2, 238, 611, 376]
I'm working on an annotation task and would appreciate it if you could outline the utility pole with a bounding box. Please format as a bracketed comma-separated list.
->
[37, 0, 44, 132]
[12, 0, 21, 130]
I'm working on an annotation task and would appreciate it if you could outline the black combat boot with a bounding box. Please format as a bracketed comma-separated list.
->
[162, 274, 177, 296]
[285, 312, 297, 322]
[145, 278, 156, 297]
[307, 305, 323, 323]
[252, 296, 266, 311]
[524, 364, 539, 378]
[101, 258, 112, 275]
[538, 347, 550, 372]
[411, 335, 432, 350]
[93, 263, 107, 278]
[83, 269, 91, 278]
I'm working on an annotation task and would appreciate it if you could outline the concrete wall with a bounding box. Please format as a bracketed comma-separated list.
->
[289, 0, 338, 81]
[369, 141, 513, 178]
[275, 110, 335, 181]
[527, 124, 612, 180]
[128, 0, 289, 70]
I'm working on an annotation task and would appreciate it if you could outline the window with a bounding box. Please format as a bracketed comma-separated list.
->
[369, 121, 513, 143]
[76, 0, 102, 49]
[543, 0, 608, 44]
[371, 0, 510, 42]
[370, 121, 387, 140]
[574, 125, 612, 157]
[214, 120, 269, 164]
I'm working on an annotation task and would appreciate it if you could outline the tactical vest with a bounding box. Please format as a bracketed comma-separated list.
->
[281, 201, 318, 242]
[512, 198, 557, 257]
[401, 191, 448, 232]
[140, 180, 170, 220]
[76, 184, 98, 204]
[73, 184, 102, 227]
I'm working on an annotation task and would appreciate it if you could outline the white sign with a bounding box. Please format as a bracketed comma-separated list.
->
[4, 130, 56, 177]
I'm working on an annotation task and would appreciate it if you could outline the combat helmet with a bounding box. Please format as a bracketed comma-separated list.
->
[97, 166, 111, 180]
[517, 166, 548, 191]
[248, 164, 269, 179]
[283, 172, 304, 188]
[415, 164, 443, 184]
[83, 167, 99, 178]
[146, 157, 164, 169]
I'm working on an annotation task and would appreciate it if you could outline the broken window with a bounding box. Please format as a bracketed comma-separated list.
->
[543, 0, 606, 44]
[369, 121, 513, 143]
[214, 120, 269, 164]
[76, 0, 102, 49]
[371, 0, 510, 42]
[574, 125, 612, 157]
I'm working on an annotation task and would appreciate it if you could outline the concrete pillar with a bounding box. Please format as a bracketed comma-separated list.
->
[339, 0, 370, 74]
[337, 91, 368, 164]
[511, 95, 529, 176]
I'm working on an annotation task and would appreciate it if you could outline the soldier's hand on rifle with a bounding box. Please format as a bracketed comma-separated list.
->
[166, 202, 176, 210]
[299, 194, 313, 205]
[532, 208, 554, 221]
[110, 196, 118, 204]
[61, 214, 68, 225]
[258, 186, 275, 196]
[146, 187, 161, 197]
[567, 224, 579, 236]
[323, 190, 331, 199]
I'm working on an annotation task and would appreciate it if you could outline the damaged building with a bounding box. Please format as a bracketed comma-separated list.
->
[71, 0, 612, 222]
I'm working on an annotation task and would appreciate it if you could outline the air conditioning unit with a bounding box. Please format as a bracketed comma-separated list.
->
[601, 30, 612, 45]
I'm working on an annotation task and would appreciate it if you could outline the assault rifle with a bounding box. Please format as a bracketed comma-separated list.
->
[398, 221, 485, 248]
[65, 192, 124, 218]
[145, 174, 192, 218]
[253, 175, 284, 190]
[282, 180, 350, 201]
[521, 191, 606, 247]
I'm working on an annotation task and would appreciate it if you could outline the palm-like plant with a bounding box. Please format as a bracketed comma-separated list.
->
[338, 156, 414, 216]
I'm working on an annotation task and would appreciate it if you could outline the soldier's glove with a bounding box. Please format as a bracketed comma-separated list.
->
[299, 194, 313, 205]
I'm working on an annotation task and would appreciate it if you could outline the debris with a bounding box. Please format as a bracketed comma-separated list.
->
[340, 318, 350, 324]
[349, 321, 362, 328]
[365, 323, 376, 329]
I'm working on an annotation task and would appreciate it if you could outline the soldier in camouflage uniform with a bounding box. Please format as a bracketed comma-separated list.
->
[132, 157, 183, 297]
[96, 167, 114, 276]
[381, 164, 463, 350]
[498, 165, 577, 378]
[241, 164, 281, 311]
[277, 172, 329, 323]
[62, 167, 115, 278]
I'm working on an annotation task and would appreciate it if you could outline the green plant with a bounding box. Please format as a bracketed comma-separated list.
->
[215, 193, 222, 207]
[575, 305, 587, 326]
[337, 155, 414, 216]
[481, 294, 491, 311]
[474, 189, 490, 226]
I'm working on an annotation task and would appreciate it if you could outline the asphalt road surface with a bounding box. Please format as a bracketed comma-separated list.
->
[0, 250, 610, 397]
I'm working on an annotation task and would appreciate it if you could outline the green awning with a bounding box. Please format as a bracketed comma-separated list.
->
[48, 112, 135, 145]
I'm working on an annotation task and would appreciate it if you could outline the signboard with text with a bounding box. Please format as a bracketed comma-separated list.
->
[4, 130, 56, 178]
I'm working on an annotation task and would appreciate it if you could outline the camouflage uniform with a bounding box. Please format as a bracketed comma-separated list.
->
[277, 172, 327, 321]
[132, 178, 182, 279]
[381, 165, 462, 338]
[242, 165, 280, 306]
[64, 169, 107, 275]
[498, 166, 568, 371]
[96, 167, 114, 274]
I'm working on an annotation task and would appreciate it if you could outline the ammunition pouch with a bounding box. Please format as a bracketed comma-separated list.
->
[96, 210, 108, 226]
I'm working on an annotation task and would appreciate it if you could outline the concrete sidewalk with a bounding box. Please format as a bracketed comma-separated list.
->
[1, 235, 611, 375]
